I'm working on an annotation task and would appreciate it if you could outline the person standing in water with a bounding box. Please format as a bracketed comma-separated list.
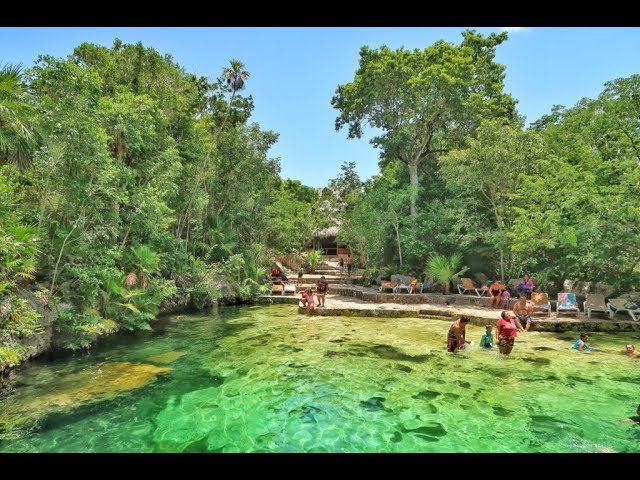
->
[496, 310, 518, 355]
[480, 324, 495, 349]
[447, 315, 471, 353]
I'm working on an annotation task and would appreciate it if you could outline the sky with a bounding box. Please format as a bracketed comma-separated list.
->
[1, 27, 639, 187]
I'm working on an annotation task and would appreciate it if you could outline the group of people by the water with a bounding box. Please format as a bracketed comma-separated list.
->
[447, 312, 639, 358]
[487, 275, 535, 309]
[299, 276, 329, 314]
[337, 255, 352, 277]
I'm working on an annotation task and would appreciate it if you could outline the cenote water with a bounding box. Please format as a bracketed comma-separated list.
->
[0, 304, 639, 453]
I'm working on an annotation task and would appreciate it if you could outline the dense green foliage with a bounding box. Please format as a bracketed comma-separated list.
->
[0, 41, 319, 360]
[1, 32, 638, 368]
[332, 30, 517, 216]
[335, 31, 639, 293]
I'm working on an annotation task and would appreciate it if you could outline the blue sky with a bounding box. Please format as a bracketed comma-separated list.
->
[1, 27, 639, 187]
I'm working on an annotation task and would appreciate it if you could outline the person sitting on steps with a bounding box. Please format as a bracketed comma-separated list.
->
[488, 278, 504, 309]
[513, 294, 533, 332]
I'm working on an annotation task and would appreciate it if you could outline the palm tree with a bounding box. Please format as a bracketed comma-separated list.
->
[0, 63, 37, 169]
[218, 59, 250, 132]
[0, 223, 41, 295]
[223, 59, 250, 95]
[425, 253, 469, 295]
[124, 245, 161, 289]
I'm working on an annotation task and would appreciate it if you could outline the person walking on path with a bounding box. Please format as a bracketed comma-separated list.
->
[346, 254, 352, 277]
[316, 276, 329, 308]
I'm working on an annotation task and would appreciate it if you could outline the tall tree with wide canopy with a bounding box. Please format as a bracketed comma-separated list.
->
[440, 119, 547, 280]
[332, 30, 517, 216]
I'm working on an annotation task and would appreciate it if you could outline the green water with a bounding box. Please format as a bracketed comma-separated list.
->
[0, 304, 638, 452]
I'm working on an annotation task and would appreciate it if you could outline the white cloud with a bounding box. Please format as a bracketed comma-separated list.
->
[499, 27, 529, 33]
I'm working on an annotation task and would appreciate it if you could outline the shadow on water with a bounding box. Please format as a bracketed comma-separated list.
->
[322, 343, 435, 364]
[399, 422, 447, 442]
[360, 396, 387, 412]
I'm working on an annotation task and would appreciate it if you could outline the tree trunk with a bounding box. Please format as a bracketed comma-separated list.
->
[391, 210, 403, 266]
[407, 159, 419, 217]
[49, 224, 77, 297]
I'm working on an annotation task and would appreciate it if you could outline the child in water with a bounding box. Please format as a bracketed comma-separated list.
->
[480, 324, 495, 349]
[573, 333, 597, 351]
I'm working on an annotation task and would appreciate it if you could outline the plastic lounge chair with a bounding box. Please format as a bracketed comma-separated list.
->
[556, 292, 580, 315]
[531, 292, 552, 316]
[283, 282, 296, 295]
[583, 293, 608, 319]
[457, 277, 489, 297]
[607, 298, 639, 321]
[271, 284, 284, 295]
[379, 281, 395, 293]
[393, 283, 410, 294]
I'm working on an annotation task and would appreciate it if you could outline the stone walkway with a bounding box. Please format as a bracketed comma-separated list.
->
[259, 287, 640, 333]
[267, 257, 640, 332]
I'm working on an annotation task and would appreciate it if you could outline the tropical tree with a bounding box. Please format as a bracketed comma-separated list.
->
[306, 249, 322, 273]
[439, 119, 547, 280]
[124, 245, 161, 289]
[425, 253, 469, 294]
[0, 64, 38, 168]
[223, 59, 250, 94]
[332, 30, 517, 216]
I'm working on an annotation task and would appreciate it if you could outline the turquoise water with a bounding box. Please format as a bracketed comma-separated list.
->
[0, 304, 638, 452]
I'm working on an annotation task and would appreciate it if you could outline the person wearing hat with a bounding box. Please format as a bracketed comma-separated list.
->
[316, 275, 329, 308]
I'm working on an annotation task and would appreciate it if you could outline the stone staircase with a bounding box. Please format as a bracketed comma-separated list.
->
[279, 255, 360, 292]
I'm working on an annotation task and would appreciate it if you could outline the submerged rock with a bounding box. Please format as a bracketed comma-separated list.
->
[145, 351, 186, 364]
[0, 362, 171, 439]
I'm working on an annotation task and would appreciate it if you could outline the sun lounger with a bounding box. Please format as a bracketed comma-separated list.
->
[393, 283, 410, 294]
[607, 297, 639, 321]
[583, 293, 608, 319]
[531, 292, 552, 316]
[271, 284, 284, 295]
[379, 281, 395, 293]
[556, 292, 580, 315]
[283, 283, 296, 295]
[457, 277, 489, 297]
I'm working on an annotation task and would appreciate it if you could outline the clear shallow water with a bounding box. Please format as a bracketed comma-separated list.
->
[0, 304, 638, 453]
